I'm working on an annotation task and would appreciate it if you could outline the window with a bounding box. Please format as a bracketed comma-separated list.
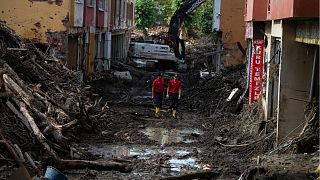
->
[98, 0, 105, 10]
[75, 0, 83, 3]
[87, 0, 93, 7]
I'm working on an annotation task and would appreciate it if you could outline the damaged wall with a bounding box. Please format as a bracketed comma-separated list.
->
[220, 0, 246, 66]
[0, 0, 69, 60]
[0, 0, 68, 44]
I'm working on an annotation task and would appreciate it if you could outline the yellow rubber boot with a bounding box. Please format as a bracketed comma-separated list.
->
[172, 109, 177, 118]
[155, 107, 160, 117]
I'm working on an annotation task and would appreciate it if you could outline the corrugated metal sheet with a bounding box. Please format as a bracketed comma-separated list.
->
[296, 21, 320, 45]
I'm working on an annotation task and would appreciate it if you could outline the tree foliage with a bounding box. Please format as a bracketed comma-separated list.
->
[192, 0, 213, 34]
[135, 0, 157, 29]
[135, 0, 214, 35]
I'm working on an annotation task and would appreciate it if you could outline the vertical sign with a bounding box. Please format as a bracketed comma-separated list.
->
[249, 39, 264, 104]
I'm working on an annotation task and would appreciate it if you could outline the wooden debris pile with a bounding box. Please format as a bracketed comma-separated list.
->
[0, 22, 131, 178]
[181, 64, 246, 116]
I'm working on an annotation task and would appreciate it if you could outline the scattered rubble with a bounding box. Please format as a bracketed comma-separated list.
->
[0, 22, 132, 179]
[0, 22, 318, 179]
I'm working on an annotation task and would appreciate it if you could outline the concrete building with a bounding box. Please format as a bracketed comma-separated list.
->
[0, 0, 68, 59]
[213, 0, 246, 67]
[244, 0, 319, 145]
[68, 0, 85, 71]
[110, 0, 135, 61]
[0, 0, 135, 78]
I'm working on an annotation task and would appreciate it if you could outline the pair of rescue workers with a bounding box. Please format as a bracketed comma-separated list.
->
[151, 73, 182, 118]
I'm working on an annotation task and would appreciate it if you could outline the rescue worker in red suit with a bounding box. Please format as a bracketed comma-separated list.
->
[152, 73, 164, 117]
[166, 73, 181, 118]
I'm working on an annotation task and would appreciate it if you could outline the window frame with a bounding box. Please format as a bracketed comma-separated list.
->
[87, 0, 94, 7]
[98, 0, 105, 11]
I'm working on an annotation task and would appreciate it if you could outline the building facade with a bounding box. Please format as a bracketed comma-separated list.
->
[110, 0, 134, 62]
[0, 0, 135, 78]
[244, 0, 319, 145]
[220, 0, 246, 66]
[0, 0, 69, 60]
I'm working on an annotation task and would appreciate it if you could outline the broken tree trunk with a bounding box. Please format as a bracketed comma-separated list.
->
[1, 70, 58, 156]
[9, 96, 57, 158]
[43, 119, 78, 148]
[2, 64, 78, 149]
[161, 171, 220, 180]
[52, 159, 132, 173]
[78, 97, 94, 131]
[0, 131, 32, 180]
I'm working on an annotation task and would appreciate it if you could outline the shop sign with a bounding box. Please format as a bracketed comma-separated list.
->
[249, 39, 264, 104]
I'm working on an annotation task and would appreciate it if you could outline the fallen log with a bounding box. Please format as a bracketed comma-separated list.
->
[10, 96, 57, 158]
[161, 171, 220, 180]
[0, 131, 32, 180]
[43, 120, 78, 148]
[78, 97, 94, 131]
[7, 48, 28, 51]
[0, 92, 13, 98]
[3, 74, 32, 106]
[5, 101, 32, 131]
[2, 75, 59, 155]
[13, 144, 25, 162]
[52, 159, 132, 173]
[3, 68, 76, 148]
[0, 63, 30, 94]
[33, 89, 67, 112]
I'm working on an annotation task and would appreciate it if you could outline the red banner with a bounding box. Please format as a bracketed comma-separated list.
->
[249, 39, 264, 104]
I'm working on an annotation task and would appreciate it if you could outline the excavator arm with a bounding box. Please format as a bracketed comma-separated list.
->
[167, 0, 207, 59]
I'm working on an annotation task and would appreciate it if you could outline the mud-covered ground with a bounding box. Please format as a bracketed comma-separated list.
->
[62, 65, 318, 179]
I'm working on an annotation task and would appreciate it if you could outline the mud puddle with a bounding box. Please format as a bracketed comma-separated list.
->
[88, 144, 206, 175]
[85, 127, 205, 176]
[140, 127, 203, 145]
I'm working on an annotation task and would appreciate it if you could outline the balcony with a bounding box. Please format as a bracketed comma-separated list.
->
[270, 0, 319, 20]
[245, 0, 319, 22]
[244, 0, 268, 22]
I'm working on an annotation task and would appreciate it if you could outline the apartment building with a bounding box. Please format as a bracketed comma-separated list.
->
[0, 0, 135, 78]
[244, 0, 319, 144]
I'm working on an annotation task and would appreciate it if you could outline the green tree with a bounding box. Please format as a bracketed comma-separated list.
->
[136, 0, 214, 35]
[157, 0, 213, 35]
[135, 0, 157, 29]
[193, 0, 213, 35]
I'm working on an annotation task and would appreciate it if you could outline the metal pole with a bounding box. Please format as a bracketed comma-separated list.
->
[216, 34, 221, 73]
[308, 47, 318, 102]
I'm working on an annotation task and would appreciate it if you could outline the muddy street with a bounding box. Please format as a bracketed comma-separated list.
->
[65, 69, 245, 179]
